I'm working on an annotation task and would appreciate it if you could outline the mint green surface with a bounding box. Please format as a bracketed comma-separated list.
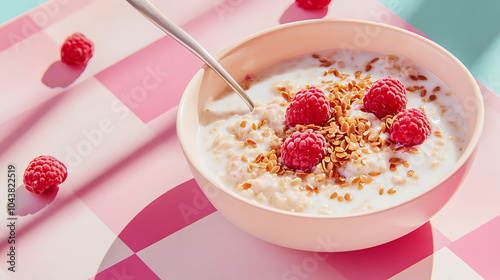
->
[379, 0, 500, 95]
[0, 0, 48, 23]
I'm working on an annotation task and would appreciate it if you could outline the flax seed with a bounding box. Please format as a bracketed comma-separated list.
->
[407, 170, 414, 177]
[270, 166, 280, 174]
[330, 192, 338, 199]
[420, 89, 427, 97]
[365, 64, 372, 72]
[429, 94, 437, 101]
[388, 188, 397, 194]
[395, 146, 405, 152]
[246, 138, 257, 146]
[409, 147, 420, 154]
[294, 173, 308, 180]
[369, 171, 381, 176]
[390, 164, 397, 172]
[389, 157, 401, 164]
[315, 174, 326, 182]
[344, 193, 353, 201]
[242, 182, 252, 189]
[433, 86, 440, 93]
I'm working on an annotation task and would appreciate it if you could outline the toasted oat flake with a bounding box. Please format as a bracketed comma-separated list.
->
[434, 131, 443, 137]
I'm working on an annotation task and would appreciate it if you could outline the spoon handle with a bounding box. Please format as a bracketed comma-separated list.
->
[126, 0, 255, 111]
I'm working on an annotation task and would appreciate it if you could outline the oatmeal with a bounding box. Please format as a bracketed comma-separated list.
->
[198, 49, 467, 216]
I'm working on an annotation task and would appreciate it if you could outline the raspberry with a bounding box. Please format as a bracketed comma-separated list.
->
[363, 76, 407, 119]
[61, 33, 94, 66]
[281, 129, 327, 172]
[390, 108, 431, 146]
[295, 0, 332, 10]
[285, 87, 333, 126]
[23, 155, 68, 195]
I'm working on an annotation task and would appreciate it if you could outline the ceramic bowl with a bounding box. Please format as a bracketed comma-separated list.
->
[177, 19, 484, 251]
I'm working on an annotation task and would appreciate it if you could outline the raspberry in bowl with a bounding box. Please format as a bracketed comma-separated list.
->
[177, 20, 484, 251]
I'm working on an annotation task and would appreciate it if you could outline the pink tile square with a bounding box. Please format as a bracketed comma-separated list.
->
[0, 15, 42, 52]
[118, 179, 216, 252]
[92, 254, 160, 280]
[448, 216, 500, 279]
[324, 222, 447, 279]
[95, 36, 203, 123]
[27, 0, 96, 30]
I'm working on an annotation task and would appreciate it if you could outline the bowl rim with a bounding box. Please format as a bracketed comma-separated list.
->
[177, 18, 485, 219]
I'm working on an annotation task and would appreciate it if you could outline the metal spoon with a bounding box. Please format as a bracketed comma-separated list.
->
[126, 0, 255, 111]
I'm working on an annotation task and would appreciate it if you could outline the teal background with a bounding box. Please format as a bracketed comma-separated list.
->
[1, 0, 500, 94]
[379, 0, 500, 95]
[0, 0, 47, 23]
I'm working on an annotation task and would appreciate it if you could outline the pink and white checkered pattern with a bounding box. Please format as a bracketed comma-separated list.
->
[0, 0, 499, 279]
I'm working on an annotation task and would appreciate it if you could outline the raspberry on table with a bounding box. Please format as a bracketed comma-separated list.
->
[295, 0, 332, 10]
[285, 86, 333, 126]
[281, 129, 327, 172]
[390, 108, 431, 146]
[23, 155, 68, 195]
[61, 33, 94, 66]
[363, 76, 407, 119]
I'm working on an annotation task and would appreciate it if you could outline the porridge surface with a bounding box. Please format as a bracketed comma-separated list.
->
[199, 50, 467, 216]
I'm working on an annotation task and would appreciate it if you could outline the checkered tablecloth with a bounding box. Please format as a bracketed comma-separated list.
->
[1, 0, 499, 279]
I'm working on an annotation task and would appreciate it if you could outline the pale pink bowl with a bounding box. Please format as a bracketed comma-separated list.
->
[177, 19, 484, 252]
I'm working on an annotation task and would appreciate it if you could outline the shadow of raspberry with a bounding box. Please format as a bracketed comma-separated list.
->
[10, 184, 59, 216]
[279, 3, 329, 25]
[41, 60, 85, 88]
